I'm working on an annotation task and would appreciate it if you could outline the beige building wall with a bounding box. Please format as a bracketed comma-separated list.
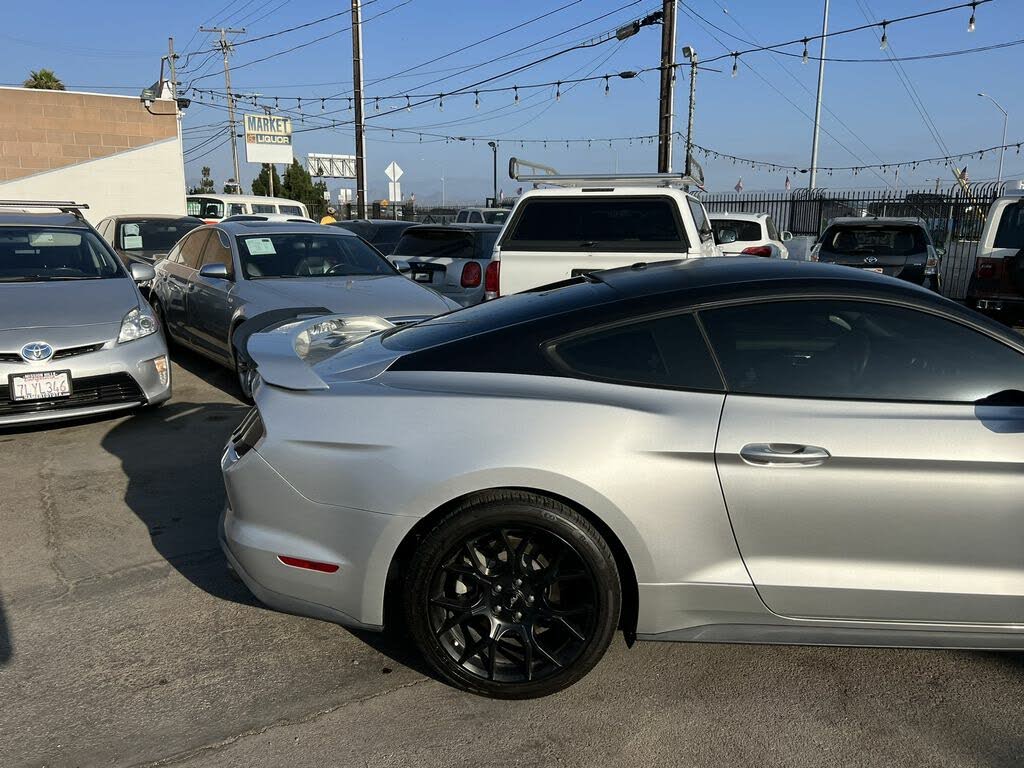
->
[0, 87, 185, 223]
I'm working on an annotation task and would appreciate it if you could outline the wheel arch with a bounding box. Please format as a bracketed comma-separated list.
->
[384, 486, 641, 643]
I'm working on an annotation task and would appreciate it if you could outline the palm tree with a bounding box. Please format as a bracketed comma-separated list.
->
[23, 69, 65, 91]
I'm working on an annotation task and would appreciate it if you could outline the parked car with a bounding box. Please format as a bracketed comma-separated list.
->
[494, 184, 721, 297]
[95, 214, 204, 267]
[149, 220, 456, 398]
[968, 189, 1024, 324]
[330, 219, 419, 255]
[223, 214, 317, 224]
[221, 257, 1024, 699]
[456, 208, 511, 224]
[811, 216, 941, 292]
[0, 203, 170, 427]
[391, 223, 501, 307]
[708, 212, 791, 258]
[185, 194, 309, 224]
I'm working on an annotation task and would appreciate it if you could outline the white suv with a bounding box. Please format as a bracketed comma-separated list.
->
[708, 211, 792, 259]
[490, 183, 721, 297]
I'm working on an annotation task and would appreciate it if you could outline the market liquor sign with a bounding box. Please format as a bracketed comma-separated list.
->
[243, 113, 293, 164]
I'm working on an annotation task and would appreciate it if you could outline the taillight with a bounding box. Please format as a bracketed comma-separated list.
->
[277, 555, 339, 574]
[977, 260, 999, 278]
[484, 260, 500, 299]
[460, 261, 482, 287]
[740, 246, 773, 257]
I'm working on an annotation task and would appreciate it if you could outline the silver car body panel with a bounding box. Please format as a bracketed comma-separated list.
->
[220, 262, 1024, 646]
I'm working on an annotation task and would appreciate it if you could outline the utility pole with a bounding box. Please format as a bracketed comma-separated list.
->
[656, 0, 677, 173]
[200, 25, 245, 193]
[807, 0, 829, 190]
[487, 142, 498, 204]
[350, 0, 368, 218]
[166, 38, 184, 188]
[681, 47, 698, 178]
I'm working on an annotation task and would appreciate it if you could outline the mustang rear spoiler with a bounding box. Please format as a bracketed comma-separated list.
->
[232, 309, 395, 391]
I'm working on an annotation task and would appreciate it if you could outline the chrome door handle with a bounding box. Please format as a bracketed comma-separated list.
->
[740, 443, 831, 467]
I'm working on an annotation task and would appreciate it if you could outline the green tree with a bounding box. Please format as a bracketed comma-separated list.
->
[279, 159, 316, 203]
[188, 166, 216, 195]
[251, 164, 282, 197]
[24, 69, 64, 90]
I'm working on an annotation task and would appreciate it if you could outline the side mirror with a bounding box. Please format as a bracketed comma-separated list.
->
[392, 259, 412, 274]
[935, 246, 946, 257]
[782, 231, 793, 242]
[199, 263, 231, 280]
[129, 262, 156, 283]
[717, 228, 738, 245]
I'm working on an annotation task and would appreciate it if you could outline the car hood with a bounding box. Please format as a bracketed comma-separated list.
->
[0, 279, 137, 329]
[249, 274, 456, 318]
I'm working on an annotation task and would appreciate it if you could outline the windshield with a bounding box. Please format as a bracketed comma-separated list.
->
[821, 225, 927, 256]
[187, 198, 224, 219]
[711, 219, 762, 243]
[238, 232, 398, 279]
[0, 227, 123, 281]
[118, 218, 202, 252]
[396, 230, 477, 260]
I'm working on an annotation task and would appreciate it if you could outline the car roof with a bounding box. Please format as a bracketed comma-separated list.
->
[0, 211, 90, 228]
[408, 223, 502, 233]
[518, 187, 695, 200]
[111, 214, 204, 222]
[707, 212, 766, 221]
[827, 216, 925, 226]
[215, 221, 356, 236]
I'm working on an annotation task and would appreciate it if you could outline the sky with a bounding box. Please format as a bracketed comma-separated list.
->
[2, 0, 1022, 202]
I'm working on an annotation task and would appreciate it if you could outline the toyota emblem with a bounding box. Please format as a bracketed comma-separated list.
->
[20, 342, 54, 362]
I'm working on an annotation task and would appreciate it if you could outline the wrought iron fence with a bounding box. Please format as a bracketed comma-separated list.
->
[700, 182, 1007, 299]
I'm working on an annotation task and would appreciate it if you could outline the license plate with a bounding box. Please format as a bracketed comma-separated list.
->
[8, 370, 72, 401]
[412, 272, 432, 283]
[864, 267, 884, 273]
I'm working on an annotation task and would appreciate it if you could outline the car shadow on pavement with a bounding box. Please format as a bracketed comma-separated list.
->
[166, 345, 245, 401]
[100, 398, 256, 608]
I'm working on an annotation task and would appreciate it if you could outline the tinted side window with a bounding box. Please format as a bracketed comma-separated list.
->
[994, 202, 1024, 250]
[551, 313, 722, 390]
[178, 230, 211, 269]
[702, 299, 1024, 402]
[687, 198, 712, 242]
[456, 211, 469, 223]
[252, 203, 276, 213]
[200, 229, 234, 274]
[503, 197, 687, 252]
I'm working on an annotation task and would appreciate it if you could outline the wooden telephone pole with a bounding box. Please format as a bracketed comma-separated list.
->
[199, 25, 246, 192]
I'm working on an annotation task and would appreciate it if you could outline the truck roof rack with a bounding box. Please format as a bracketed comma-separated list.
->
[508, 157, 702, 189]
[0, 200, 90, 218]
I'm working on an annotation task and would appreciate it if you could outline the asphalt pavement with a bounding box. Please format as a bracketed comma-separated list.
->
[2, 348, 1024, 767]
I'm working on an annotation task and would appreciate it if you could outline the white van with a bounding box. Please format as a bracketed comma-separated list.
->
[491, 164, 721, 297]
[967, 188, 1024, 323]
[186, 194, 309, 224]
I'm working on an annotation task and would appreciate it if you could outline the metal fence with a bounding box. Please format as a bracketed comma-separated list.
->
[700, 182, 1007, 299]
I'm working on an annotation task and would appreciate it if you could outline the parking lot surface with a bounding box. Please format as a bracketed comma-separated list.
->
[3, 351, 1024, 768]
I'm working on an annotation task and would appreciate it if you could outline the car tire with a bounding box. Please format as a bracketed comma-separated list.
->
[151, 299, 172, 346]
[404, 491, 621, 699]
[231, 328, 255, 403]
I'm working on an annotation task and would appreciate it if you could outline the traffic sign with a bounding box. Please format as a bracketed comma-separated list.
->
[388, 181, 402, 203]
[385, 161, 404, 182]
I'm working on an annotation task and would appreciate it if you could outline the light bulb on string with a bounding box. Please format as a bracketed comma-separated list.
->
[555, 82, 561, 102]
[405, 96, 411, 112]
[513, 86, 519, 105]
[474, 91, 480, 110]
[604, 76, 610, 97]
[438, 93, 444, 112]
[879, 22, 888, 51]
[374, 97, 380, 112]
[347, 98, 352, 111]
[801, 38, 809, 64]
[320, 98, 325, 111]
[731, 54, 739, 78]
[274, 97, 279, 109]
[968, 1, 977, 32]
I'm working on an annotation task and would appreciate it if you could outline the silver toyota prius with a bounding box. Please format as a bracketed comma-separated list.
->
[221, 258, 1024, 699]
[0, 204, 170, 428]
[150, 220, 456, 397]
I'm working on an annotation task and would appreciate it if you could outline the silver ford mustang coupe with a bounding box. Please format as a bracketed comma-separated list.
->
[0, 204, 170, 427]
[221, 258, 1024, 698]
[150, 220, 455, 397]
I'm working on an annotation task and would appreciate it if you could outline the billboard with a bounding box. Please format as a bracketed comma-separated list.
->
[243, 113, 293, 164]
[307, 153, 356, 179]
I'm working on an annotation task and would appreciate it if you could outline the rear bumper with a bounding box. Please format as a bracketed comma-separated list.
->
[970, 296, 1024, 323]
[220, 438, 418, 630]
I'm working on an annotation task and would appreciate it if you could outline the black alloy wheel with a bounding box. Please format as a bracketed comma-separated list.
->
[405, 492, 621, 699]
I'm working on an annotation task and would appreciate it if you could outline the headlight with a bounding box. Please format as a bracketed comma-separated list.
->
[118, 307, 157, 343]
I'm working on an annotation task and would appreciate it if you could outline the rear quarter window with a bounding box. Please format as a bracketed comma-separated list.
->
[994, 202, 1024, 250]
[501, 197, 688, 252]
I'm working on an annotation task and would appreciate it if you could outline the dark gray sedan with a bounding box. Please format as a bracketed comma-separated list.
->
[150, 221, 456, 396]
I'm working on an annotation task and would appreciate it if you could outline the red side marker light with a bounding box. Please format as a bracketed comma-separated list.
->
[278, 555, 339, 573]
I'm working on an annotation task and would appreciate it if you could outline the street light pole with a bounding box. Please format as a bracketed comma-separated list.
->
[978, 92, 1008, 184]
[487, 142, 497, 205]
[808, 0, 829, 190]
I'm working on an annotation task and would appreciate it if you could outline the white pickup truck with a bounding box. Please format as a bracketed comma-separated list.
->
[489, 161, 722, 297]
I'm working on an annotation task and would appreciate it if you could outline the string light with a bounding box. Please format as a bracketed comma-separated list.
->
[801, 38, 809, 64]
[604, 76, 610, 96]
[375, 97, 380, 111]
[555, 82, 562, 102]
[731, 53, 739, 78]
[879, 21, 889, 50]
[438, 93, 444, 111]
[514, 86, 519, 105]
[406, 96, 411, 112]
[968, 1, 977, 31]
[474, 91, 480, 110]
[320, 98, 325, 111]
